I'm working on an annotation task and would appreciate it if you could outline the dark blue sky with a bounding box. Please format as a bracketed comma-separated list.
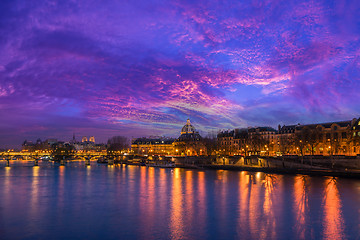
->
[1, 0, 360, 148]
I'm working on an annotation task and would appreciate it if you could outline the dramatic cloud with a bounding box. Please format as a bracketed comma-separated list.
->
[0, 0, 360, 148]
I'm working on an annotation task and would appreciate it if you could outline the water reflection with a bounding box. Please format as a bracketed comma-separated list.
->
[260, 174, 279, 240]
[293, 175, 311, 239]
[3, 167, 11, 206]
[158, 168, 168, 221]
[146, 167, 156, 236]
[248, 173, 261, 239]
[86, 165, 91, 176]
[218, 170, 228, 234]
[170, 168, 184, 240]
[57, 166, 65, 209]
[238, 171, 250, 236]
[29, 167, 40, 233]
[185, 170, 194, 222]
[322, 177, 345, 240]
[196, 171, 207, 238]
[236, 172, 282, 239]
[0, 163, 359, 240]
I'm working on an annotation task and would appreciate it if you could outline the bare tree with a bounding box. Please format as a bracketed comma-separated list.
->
[249, 133, 265, 155]
[279, 135, 294, 155]
[299, 127, 319, 155]
[294, 132, 305, 156]
[107, 136, 129, 152]
[307, 128, 320, 155]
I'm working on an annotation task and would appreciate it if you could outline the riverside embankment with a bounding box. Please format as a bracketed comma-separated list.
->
[170, 155, 360, 178]
[98, 154, 360, 178]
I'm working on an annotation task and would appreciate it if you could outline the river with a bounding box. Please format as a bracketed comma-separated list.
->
[0, 161, 359, 239]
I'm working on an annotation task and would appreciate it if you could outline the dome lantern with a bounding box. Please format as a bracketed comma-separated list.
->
[181, 118, 196, 134]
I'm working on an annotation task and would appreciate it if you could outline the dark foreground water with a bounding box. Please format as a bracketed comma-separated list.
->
[0, 161, 359, 240]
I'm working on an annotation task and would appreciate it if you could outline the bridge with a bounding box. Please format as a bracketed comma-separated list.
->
[0, 151, 129, 167]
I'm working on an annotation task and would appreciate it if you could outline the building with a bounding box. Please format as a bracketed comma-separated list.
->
[217, 128, 248, 155]
[293, 118, 359, 156]
[218, 117, 360, 156]
[131, 119, 207, 156]
[248, 127, 278, 155]
[131, 137, 175, 155]
[22, 138, 58, 152]
[277, 125, 297, 154]
[173, 119, 207, 156]
[218, 127, 277, 156]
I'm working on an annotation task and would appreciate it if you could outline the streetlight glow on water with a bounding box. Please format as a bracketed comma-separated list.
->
[0, 162, 359, 239]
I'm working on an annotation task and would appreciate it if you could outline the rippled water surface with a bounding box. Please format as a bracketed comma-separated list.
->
[0, 161, 359, 240]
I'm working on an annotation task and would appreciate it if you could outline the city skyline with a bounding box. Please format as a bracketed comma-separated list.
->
[1, 0, 360, 148]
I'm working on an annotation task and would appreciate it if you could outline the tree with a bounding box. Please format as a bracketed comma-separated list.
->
[307, 128, 320, 155]
[235, 129, 249, 156]
[203, 136, 217, 156]
[279, 135, 294, 155]
[298, 127, 319, 155]
[294, 131, 305, 156]
[249, 133, 265, 155]
[107, 136, 129, 152]
[51, 143, 75, 160]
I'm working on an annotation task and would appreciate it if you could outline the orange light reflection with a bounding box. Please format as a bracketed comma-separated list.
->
[170, 168, 184, 240]
[293, 176, 309, 239]
[322, 178, 345, 240]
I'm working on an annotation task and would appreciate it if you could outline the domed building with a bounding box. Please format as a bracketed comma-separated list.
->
[174, 119, 207, 156]
[131, 119, 207, 156]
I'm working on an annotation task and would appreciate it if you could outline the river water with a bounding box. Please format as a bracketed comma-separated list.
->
[0, 161, 359, 240]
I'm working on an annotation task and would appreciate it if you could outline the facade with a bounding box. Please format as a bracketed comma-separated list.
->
[217, 117, 360, 156]
[173, 119, 207, 156]
[248, 127, 278, 156]
[22, 135, 106, 153]
[131, 137, 175, 155]
[293, 119, 359, 156]
[218, 127, 277, 156]
[217, 129, 248, 155]
[131, 119, 207, 156]
[22, 138, 58, 152]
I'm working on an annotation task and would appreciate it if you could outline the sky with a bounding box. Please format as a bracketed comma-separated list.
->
[1, 0, 360, 148]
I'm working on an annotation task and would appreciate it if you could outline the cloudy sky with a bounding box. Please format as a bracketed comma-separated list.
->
[1, 0, 360, 148]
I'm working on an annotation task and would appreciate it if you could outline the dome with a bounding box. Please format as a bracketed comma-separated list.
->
[181, 119, 196, 134]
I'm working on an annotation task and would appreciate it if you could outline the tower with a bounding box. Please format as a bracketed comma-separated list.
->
[72, 132, 76, 143]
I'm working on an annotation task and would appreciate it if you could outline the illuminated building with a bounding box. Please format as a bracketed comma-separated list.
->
[293, 118, 360, 155]
[173, 119, 207, 156]
[131, 119, 207, 156]
[131, 137, 175, 155]
[217, 117, 360, 156]
[217, 129, 248, 155]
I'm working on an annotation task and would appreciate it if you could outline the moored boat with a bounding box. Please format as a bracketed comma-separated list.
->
[145, 160, 175, 168]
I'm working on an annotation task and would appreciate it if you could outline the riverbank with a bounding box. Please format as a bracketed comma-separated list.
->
[99, 161, 360, 179]
[200, 164, 360, 179]
[172, 155, 360, 179]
